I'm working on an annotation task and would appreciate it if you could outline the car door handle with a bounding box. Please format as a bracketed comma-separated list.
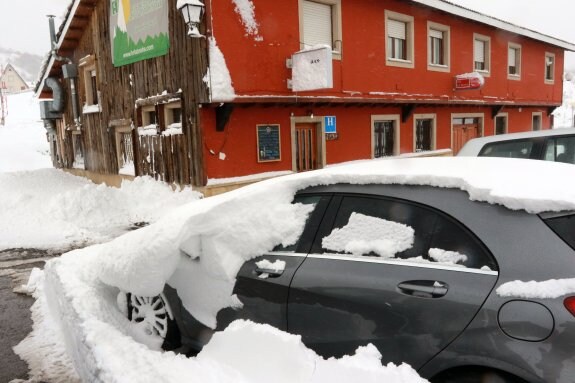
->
[255, 267, 284, 278]
[398, 281, 448, 298]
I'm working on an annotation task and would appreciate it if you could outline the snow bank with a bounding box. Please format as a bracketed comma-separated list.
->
[17, 267, 426, 383]
[0, 169, 202, 250]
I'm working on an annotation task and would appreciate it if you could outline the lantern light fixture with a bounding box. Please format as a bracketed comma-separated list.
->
[177, 0, 205, 38]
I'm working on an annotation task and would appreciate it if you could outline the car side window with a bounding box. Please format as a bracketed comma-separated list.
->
[273, 195, 328, 253]
[543, 136, 575, 164]
[479, 139, 535, 159]
[321, 195, 497, 270]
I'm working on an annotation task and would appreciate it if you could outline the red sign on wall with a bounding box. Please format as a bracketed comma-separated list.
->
[454, 72, 484, 91]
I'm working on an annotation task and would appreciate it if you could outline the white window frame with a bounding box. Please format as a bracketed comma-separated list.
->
[385, 10, 414, 69]
[532, 112, 543, 131]
[545, 52, 556, 84]
[473, 33, 491, 76]
[413, 114, 436, 152]
[371, 114, 400, 158]
[507, 42, 522, 80]
[79, 54, 101, 114]
[427, 21, 450, 72]
[141, 105, 158, 129]
[299, 0, 342, 59]
[494, 113, 508, 135]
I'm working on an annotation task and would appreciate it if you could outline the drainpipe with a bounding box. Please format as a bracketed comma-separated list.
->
[47, 15, 81, 128]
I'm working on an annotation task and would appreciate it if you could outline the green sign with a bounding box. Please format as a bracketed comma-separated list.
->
[110, 0, 170, 67]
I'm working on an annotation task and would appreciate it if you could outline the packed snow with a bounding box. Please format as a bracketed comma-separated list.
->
[6, 89, 575, 382]
[3, 91, 427, 382]
[497, 278, 575, 299]
[206, 37, 235, 102]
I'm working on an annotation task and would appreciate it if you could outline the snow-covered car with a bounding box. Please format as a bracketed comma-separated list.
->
[457, 127, 575, 164]
[117, 157, 575, 383]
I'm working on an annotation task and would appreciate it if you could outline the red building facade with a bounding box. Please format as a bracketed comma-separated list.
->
[35, 0, 575, 188]
[202, 0, 573, 181]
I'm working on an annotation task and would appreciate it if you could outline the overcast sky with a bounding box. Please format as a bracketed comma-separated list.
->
[0, 0, 573, 69]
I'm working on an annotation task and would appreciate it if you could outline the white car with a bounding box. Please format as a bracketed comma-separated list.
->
[457, 127, 575, 164]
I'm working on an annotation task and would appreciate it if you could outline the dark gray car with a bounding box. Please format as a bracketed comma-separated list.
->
[131, 183, 575, 383]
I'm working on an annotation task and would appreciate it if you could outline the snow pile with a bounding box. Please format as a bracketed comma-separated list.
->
[554, 78, 575, 127]
[322, 213, 414, 257]
[0, 91, 51, 172]
[0, 169, 202, 250]
[207, 37, 235, 102]
[497, 278, 575, 299]
[18, 260, 426, 382]
[231, 0, 261, 38]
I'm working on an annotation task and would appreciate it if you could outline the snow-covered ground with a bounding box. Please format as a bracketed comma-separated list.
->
[2, 92, 427, 382]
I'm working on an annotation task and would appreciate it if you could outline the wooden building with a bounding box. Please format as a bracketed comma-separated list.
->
[1, 64, 29, 93]
[35, 0, 575, 190]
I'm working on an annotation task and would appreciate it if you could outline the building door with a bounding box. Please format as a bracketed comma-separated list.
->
[452, 118, 480, 154]
[374, 120, 395, 157]
[295, 123, 319, 172]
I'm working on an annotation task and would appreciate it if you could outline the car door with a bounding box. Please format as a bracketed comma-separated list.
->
[287, 194, 499, 369]
[215, 194, 332, 332]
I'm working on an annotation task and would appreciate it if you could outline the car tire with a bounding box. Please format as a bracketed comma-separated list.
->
[126, 292, 181, 351]
[432, 367, 527, 383]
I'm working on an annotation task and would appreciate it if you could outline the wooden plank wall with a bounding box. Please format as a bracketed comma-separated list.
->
[59, 0, 209, 186]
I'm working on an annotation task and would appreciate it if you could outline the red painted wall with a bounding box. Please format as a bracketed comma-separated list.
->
[209, 0, 564, 104]
[202, 104, 551, 180]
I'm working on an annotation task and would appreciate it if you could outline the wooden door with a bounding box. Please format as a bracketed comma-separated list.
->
[453, 123, 479, 155]
[295, 123, 319, 172]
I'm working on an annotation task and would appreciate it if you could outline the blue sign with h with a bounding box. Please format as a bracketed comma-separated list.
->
[325, 116, 337, 133]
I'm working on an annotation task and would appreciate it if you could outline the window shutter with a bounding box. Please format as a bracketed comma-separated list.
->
[429, 29, 443, 39]
[302, 1, 333, 48]
[388, 19, 406, 39]
[474, 39, 485, 62]
[508, 48, 516, 67]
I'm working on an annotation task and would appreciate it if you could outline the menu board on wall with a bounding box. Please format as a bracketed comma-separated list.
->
[257, 124, 281, 162]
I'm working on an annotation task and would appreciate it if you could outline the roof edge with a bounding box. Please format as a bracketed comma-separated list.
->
[413, 0, 575, 51]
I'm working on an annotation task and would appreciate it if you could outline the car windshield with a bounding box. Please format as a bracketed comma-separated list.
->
[479, 139, 535, 158]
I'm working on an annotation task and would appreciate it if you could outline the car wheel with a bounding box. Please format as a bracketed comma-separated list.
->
[126, 293, 181, 351]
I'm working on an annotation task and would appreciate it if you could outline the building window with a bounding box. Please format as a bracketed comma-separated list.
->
[532, 112, 542, 131]
[473, 34, 490, 75]
[428, 22, 450, 72]
[165, 102, 182, 127]
[115, 125, 134, 175]
[545, 53, 555, 84]
[414, 115, 436, 152]
[372, 115, 399, 158]
[495, 114, 508, 135]
[71, 130, 85, 169]
[79, 55, 100, 114]
[508, 43, 521, 79]
[385, 10, 414, 69]
[300, 0, 342, 58]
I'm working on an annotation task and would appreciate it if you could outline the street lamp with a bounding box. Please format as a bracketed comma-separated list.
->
[177, 0, 205, 38]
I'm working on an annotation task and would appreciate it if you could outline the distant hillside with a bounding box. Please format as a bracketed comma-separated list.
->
[0, 47, 44, 84]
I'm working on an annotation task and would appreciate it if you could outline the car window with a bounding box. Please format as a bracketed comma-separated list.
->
[542, 213, 575, 251]
[543, 136, 575, 164]
[478, 139, 534, 159]
[320, 195, 497, 270]
[273, 195, 327, 253]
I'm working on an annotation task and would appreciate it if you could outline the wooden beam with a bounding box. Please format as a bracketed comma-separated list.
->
[401, 104, 416, 123]
[491, 105, 504, 119]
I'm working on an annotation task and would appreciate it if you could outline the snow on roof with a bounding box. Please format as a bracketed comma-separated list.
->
[412, 0, 575, 51]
